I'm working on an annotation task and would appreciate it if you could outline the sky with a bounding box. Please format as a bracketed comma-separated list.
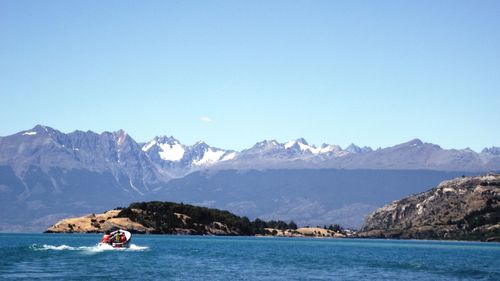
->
[1, 1, 499, 151]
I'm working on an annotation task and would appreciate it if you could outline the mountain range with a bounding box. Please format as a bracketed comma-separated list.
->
[0, 125, 499, 231]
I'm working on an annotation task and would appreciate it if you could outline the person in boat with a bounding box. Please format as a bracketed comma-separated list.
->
[115, 231, 121, 244]
[101, 230, 111, 244]
[120, 233, 126, 243]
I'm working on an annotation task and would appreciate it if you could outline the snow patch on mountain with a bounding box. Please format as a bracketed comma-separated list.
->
[158, 142, 185, 161]
[22, 131, 37, 136]
[285, 140, 315, 152]
[192, 148, 226, 166]
[298, 142, 316, 153]
[284, 140, 296, 149]
[221, 152, 237, 161]
[116, 130, 127, 146]
[142, 140, 156, 152]
[318, 144, 335, 153]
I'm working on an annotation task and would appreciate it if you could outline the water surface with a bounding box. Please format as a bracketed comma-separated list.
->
[0, 234, 499, 280]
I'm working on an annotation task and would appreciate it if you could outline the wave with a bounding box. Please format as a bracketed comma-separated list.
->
[30, 243, 149, 252]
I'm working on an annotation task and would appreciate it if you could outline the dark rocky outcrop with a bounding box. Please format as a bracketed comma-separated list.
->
[359, 174, 500, 242]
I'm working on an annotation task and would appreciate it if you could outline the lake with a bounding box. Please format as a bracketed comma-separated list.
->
[0, 233, 499, 280]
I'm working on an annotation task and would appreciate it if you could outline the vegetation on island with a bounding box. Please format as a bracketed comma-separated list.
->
[117, 201, 298, 235]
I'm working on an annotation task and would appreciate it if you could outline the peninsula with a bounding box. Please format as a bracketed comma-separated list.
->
[359, 174, 500, 242]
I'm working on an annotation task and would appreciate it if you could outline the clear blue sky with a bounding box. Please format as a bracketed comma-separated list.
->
[1, 1, 499, 151]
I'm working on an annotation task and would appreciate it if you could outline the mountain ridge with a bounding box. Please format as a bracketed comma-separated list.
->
[3, 125, 497, 180]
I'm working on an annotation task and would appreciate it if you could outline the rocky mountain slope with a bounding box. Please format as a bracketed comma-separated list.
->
[359, 174, 500, 242]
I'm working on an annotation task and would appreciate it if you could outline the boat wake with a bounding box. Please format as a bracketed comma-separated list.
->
[31, 243, 149, 252]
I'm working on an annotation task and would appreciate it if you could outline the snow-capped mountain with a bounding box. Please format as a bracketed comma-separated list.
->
[188, 141, 237, 166]
[141, 137, 236, 175]
[236, 138, 348, 160]
[142, 136, 186, 162]
[283, 138, 343, 155]
[141, 137, 234, 166]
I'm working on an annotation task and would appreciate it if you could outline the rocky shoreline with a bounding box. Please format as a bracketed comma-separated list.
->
[358, 174, 500, 242]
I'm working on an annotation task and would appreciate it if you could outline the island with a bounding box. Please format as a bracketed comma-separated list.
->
[46, 201, 347, 238]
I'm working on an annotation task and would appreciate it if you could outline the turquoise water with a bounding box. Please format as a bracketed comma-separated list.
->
[0, 234, 499, 280]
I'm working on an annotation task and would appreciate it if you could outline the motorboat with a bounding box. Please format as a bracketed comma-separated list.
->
[99, 229, 132, 248]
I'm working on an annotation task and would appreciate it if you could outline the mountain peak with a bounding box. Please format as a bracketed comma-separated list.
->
[253, 139, 280, 148]
[32, 124, 48, 131]
[406, 138, 423, 146]
[31, 124, 57, 134]
[20, 125, 64, 139]
[345, 143, 372, 154]
[295, 138, 308, 145]
[114, 129, 134, 147]
[156, 135, 179, 144]
[114, 129, 126, 135]
[20, 125, 45, 136]
[193, 140, 209, 147]
[345, 143, 360, 153]
[142, 135, 181, 153]
[284, 138, 310, 149]
[482, 147, 500, 156]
